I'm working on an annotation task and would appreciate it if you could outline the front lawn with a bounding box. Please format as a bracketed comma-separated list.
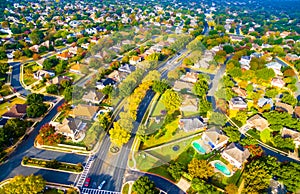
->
[0, 97, 26, 116]
[135, 151, 165, 171]
[62, 72, 82, 83]
[151, 97, 166, 117]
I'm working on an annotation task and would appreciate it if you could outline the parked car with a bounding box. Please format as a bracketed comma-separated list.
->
[84, 177, 91, 187]
[98, 180, 106, 190]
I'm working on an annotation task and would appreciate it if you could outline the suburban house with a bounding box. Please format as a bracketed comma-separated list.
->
[2, 104, 28, 119]
[96, 78, 117, 90]
[271, 77, 285, 88]
[51, 76, 71, 85]
[55, 117, 86, 140]
[246, 114, 269, 132]
[179, 117, 206, 132]
[221, 143, 250, 169]
[239, 56, 251, 70]
[34, 70, 55, 80]
[71, 104, 100, 121]
[118, 64, 136, 74]
[202, 127, 229, 151]
[173, 80, 194, 93]
[294, 106, 300, 118]
[232, 87, 247, 98]
[275, 102, 294, 115]
[285, 53, 299, 62]
[281, 127, 300, 147]
[257, 97, 273, 108]
[266, 62, 282, 76]
[129, 56, 142, 65]
[82, 90, 105, 104]
[180, 72, 198, 83]
[56, 52, 72, 60]
[229, 97, 247, 110]
[180, 94, 198, 112]
[69, 46, 78, 55]
[107, 70, 127, 82]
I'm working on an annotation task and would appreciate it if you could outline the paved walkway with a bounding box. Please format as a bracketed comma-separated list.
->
[81, 188, 121, 194]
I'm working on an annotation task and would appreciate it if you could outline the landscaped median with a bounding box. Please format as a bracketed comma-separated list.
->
[21, 157, 83, 174]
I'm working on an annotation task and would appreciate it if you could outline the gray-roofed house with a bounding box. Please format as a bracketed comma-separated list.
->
[180, 94, 198, 112]
[118, 64, 136, 74]
[246, 114, 269, 132]
[229, 97, 247, 110]
[82, 90, 105, 104]
[221, 143, 250, 169]
[173, 80, 194, 93]
[257, 97, 273, 108]
[179, 117, 206, 132]
[281, 127, 300, 147]
[56, 117, 86, 140]
[202, 127, 229, 151]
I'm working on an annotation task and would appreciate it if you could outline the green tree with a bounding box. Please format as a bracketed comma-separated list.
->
[152, 80, 169, 93]
[191, 178, 216, 194]
[199, 99, 212, 117]
[0, 63, 9, 74]
[98, 112, 111, 129]
[0, 174, 46, 194]
[188, 158, 214, 179]
[167, 162, 185, 181]
[63, 87, 73, 101]
[265, 88, 278, 98]
[132, 176, 159, 194]
[209, 112, 227, 126]
[162, 89, 182, 114]
[26, 93, 44, 105]
[225, 184, 238, 194]
[222, 126, 241, 142]
[102, 85, 114, 98]
[26, 103, 47, 118]
[46, 84, 58, 94]
[192, 79, 209, 97]
[281, 93, 297, 107]
[223, 45, 235, 54]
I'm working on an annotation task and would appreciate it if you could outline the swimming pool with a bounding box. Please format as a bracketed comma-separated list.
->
[214, 161, 231, 176]
[192, 141, 206, 154]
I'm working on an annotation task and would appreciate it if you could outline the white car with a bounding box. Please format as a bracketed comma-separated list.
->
[98, 180, 106, 190]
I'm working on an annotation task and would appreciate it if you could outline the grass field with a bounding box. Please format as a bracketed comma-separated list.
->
[0, 97, 26, 116]
[151, 98, 166, 117]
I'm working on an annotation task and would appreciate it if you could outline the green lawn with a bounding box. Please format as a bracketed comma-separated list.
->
[146, 119, 164, 135]
[135, 151, 165, 171]
[148, 164, 175, 182]
[0, 85, 12, 96]
[260, 128, 272, 143]
[122, 183, 130, 194]
[182, 111, 199, 117]
[23, 62, 41, 86]
[147, 135, 201, 162]
[0, 97, 26, 116]
[151, 97, 166, 117]
[62, 72, 82, 83]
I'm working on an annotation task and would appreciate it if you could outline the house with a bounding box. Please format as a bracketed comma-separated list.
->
[0, 118, 8, 127]
[280, 31, 290, 38]
[118, 64, 136, 74]
[82, 90, 105, 104]
[129, 56, 142, 65]
[271, 77, 285, 88]
[285, 53, 299, 62]
[29, 45, 39, 53]
[221, 143, 250, 169]
[57, 52, 72, 60]
[257, 97, 273, 108]
[173, 80, 194, 93]
[266, 62, 282, 76]
[294, 106, 300, 118]
[232, 87, 247, 98]
[71, 104, 99, 121]
[180, 95, 198, 112]
[275, 102, 294, 115]
[229, 97, 247, 110]
[239, 56, 251, 70]
[56, 117, 86, 140]
[246, 114, 269, 132]
[179, 117, 206, 132]
[34, 70, 55, 80]
[69, 46, 78, 55]
[281, 127, 300, 147]
[96, 78, 117, 90]
[107, 70, 127, 82]
[180, 72, 198, 83]
[202, 127, 229, 151]
[2, 104, 27, 119]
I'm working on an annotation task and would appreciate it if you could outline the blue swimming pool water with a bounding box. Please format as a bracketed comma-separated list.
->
[214, 162, 231, 176]
[192, 142, 206, 154]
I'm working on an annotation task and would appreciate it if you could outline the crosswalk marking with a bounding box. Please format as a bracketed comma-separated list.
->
[76, 155, 95, 188]
[82, 188, 121, 194]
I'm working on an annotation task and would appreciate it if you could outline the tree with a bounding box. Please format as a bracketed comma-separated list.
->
[183, 58, 193, 66]
[188, 158, 214, 179]
[26, 93, 44, 105]
[223, 45, 235, 54]
[46, 84, 58, 94]
[192, 79, 209, 97]
[167, 162, 185, 181]
[102, 85, 114, 98]
[152, 80, 169, 93]
[26, 103, 47, 118]
[191, 178, 216, 194]
[162, 89, 182, 114]
[109, 122, 130, 146]
[63, 87, 73, 101]
[13, 50, 23, 59]
[142, 70, 160, 83]
[209, 112, 227, 126]
[222, 126, 241, 142]
[167, 69, 180, 80]
[225, 184, 238, 194]
[98, 113, 111, 129]
[43, 58, 59, 70]
[132, 176, 159, 194]
[281, 93, 297, 106]
[0, 174, 45, 194]
[0, 63, 9, 74]
[36, 124, 64, 145]
[265, 88, 278, 98]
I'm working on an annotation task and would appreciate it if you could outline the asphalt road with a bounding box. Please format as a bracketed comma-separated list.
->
[9, 62, 30, 96]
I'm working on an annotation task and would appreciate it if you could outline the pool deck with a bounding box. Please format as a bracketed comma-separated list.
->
[210, 160, 233, 177]
[192, 139, 212, 154]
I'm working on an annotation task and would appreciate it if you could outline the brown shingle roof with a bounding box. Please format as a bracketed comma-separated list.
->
[2, 104, 27, 118]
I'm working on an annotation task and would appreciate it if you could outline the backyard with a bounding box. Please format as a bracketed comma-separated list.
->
[0, 97, 26, 116]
